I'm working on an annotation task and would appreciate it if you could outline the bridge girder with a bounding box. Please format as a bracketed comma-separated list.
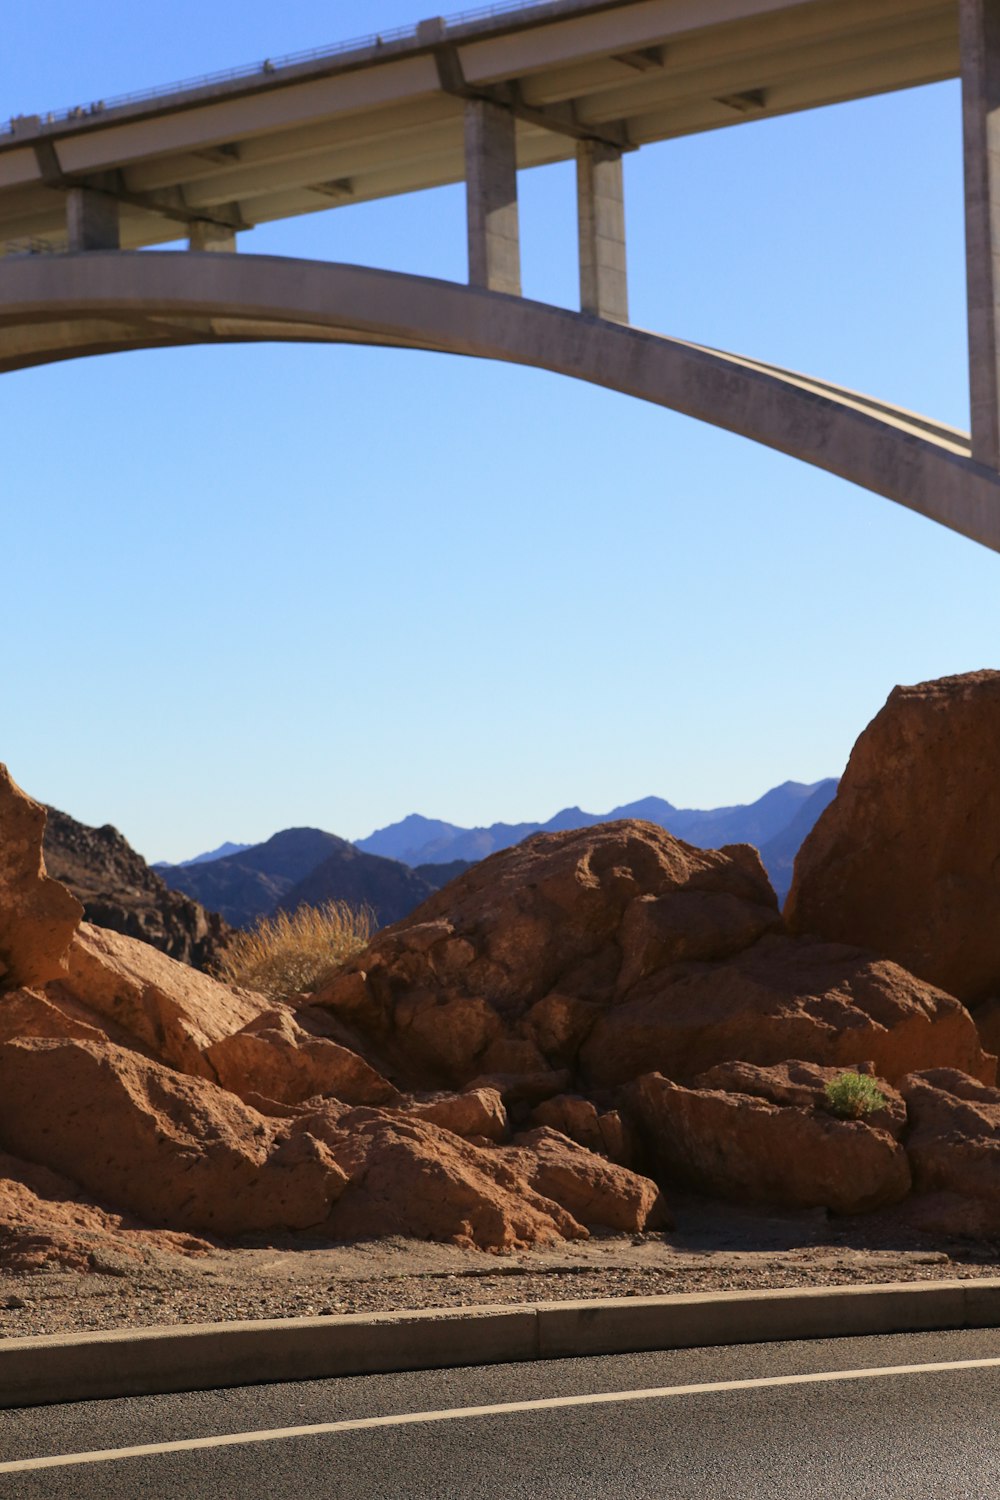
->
[1, 249, 995, 553]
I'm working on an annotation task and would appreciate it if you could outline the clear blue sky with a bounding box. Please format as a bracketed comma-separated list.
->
[3, 2, 995, 862]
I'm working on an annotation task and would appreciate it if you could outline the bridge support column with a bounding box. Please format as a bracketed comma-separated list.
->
[577, 141, 628, 322]
[66, 188, 119, 251]
[188, 221, 237, 252]
[464, 99, 520, 295]
[961, 0, 1000, 468]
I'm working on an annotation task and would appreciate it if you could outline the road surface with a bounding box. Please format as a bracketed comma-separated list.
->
[1, 1327, 998, 1497]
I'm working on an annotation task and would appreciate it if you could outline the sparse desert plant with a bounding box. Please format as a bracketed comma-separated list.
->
[214, 900, 375, 1000]
[824, 1071, 887, 1120]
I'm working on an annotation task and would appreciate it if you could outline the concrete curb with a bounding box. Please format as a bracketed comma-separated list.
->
[2, 1278, 999, 1409]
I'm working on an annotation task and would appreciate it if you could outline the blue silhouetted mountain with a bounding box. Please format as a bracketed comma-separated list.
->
[159, 826, 437, 930]
[758, 779, 840, 904]
[354, 781, 838, 883]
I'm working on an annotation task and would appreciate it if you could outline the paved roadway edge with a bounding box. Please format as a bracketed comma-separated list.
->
[1, 1278, 998, 1409]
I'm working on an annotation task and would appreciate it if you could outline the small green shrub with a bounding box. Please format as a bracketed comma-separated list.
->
[824, 1071, 887, 1120]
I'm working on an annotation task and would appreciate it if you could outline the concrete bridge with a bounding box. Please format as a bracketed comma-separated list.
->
[1, 0, 999, 551]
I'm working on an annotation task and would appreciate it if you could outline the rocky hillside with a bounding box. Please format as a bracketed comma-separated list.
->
[162, 829, 438, 930]
[2, 672, 1000, 1273]
[42, 806, 231, 973]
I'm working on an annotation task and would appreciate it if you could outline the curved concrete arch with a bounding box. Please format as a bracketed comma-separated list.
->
[2, 250, 998, 552]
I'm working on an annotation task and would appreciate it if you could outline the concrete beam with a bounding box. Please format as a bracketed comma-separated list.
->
[65, 186, 119, 250]
[577, 139, 628, 322]
[188, 219, 238, 252]
[464, 98, 520, 295]
[961, 0, 1000, 468]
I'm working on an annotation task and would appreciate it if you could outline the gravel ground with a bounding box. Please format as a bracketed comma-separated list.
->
[3, 1197, 998, 1340]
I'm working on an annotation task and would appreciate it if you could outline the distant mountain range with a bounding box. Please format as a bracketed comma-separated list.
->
[157, 779, 838, 927]
[158, 829, 465, 931]
[355, 780, 838, 899]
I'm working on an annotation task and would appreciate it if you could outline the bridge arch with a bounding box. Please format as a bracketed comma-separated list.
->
[2, 249, 997, 553]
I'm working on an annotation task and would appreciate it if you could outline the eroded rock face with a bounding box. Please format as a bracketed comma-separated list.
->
[630, 1066, 912, 1215]
[205, 1007, 398, 1109]
[298, 1106, 590, 1252]
[901, 1068, 1000, 1228]
[0, 766, 82, 991]
[398, 1087, 509, 1143]
[786, 671, 1000, 1007]
[61, 924, 271, 1078]
[500, 1127, 670, 1233]
[530, 1094, 634, 1166]
[0, 1038, 347, 1235]
[312, 821, 782, 1087]
[581, 936, 992, 1089]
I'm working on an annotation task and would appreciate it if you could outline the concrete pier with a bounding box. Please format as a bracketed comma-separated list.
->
[961, 0, 1000, 467]
[188, 221, 237, 253]
[65, 188, 119, 251]
[577, 141, 628, 323]
[464, 99, 520, 296]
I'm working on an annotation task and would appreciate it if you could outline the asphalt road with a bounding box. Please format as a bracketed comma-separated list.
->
[1, 1328, 999, 1498]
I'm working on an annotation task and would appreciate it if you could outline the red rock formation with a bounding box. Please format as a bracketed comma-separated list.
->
[205, 1007, 398, 1109]
[398, 1087, 509, 1142]
[787, 671, 1000, 1006]
[900, 1068, 1000, 1229]
[299, 1106, 591, 1252]
[581, 935, 992, 1088]
[500, 1127, 669, 1233]
[530, 1094, 634, 1166]
[0, 766, 81, 990]
[0, 1038, 348, 1235]
[631, 1065, 911, 1214]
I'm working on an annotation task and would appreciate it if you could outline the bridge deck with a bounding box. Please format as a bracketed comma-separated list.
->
[0, 0, 957, 251]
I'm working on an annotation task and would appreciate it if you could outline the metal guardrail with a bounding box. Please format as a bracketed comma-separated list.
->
[1, 0, 566, 138]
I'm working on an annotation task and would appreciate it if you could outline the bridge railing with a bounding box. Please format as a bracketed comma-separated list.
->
[1, 0, 570, 139]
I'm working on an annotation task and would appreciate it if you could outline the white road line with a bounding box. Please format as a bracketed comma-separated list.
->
[4, 1355, 1000, 1475]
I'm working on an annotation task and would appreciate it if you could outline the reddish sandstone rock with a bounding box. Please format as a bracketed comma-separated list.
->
[530, 1094, 635, 1166]
[61, 923, 272, 1077]
[306, 1107, 589, 1251]
[0, 1038, 347, 1235]
[205, 1007, 398, 1108]
[631, 1068, 911, 1214]
[0, 986, 110, 1046]
[311, 822, 781, 1086]
[581, 935, 992, 1088]
[699, 1059, 907, 1137]
[900, 1068, 1000, 1227]
[399, 1087, 509, 1142]
[0, 1150, 209, 1272]
[786, 671, 1000, 1006]
[0, 766, 81, 990]
[501, 1127, 670, 1233]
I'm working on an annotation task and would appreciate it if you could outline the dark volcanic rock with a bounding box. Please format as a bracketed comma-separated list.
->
[43, 806, 231, 974]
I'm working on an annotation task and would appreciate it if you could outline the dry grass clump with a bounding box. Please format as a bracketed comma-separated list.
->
[214, 900, 375, 1000]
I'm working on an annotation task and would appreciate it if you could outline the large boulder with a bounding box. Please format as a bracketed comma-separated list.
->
[500, 1126, 670, 1233]
[901, 1068, 1000, 1230]
[60, 923, 273, 1077]
[205, 1007, 398, 1108]
[581, 935, 992, 1088]
[631, 1063, 911, 1214]
[787, 671, 1000, 1006]
[297, 1105, 591, 1252]
[313, 821, 782, 1086]
[0, 766, 82, 990]
[0, 1037, 348, 1235]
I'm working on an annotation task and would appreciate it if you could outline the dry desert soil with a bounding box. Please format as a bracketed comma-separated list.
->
[3, 1195, 998, 1341]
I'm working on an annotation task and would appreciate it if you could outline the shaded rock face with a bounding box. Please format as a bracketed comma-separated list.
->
[313, 822, 992, 1093]
[630, 1065, 911, 1215]
[43, 806, 232, 974]
[787, 671, 1000, 1008]
[0, 767, 82, 991]
[900, 1069, 1000, 1229]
